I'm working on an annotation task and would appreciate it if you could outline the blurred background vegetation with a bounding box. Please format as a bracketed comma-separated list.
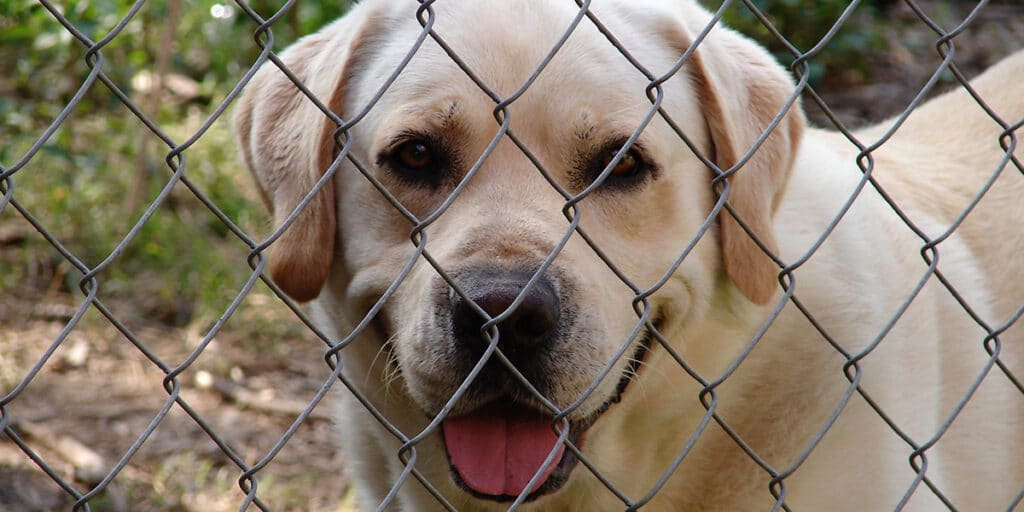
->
[1, 0, 353, 325]
[1, 0, 1021, 511]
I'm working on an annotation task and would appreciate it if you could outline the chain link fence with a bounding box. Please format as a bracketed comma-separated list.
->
[2, 0, 1023, 511]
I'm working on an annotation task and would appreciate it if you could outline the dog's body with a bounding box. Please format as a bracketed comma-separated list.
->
[233, 1, 1024, 510]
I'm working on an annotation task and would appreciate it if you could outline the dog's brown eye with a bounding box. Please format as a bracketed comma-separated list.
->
[379, 135, 452, 188]
[395, 140, 434, 171]
[583, 143, 655, 191]
[602, 149, 641, 177]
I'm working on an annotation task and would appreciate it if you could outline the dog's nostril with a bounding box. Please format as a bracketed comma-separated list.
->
[514, 311, 553, 340]
[452, 276, 560, 357]
[473, 288, 518, 325]
[508, 288, 558, 344]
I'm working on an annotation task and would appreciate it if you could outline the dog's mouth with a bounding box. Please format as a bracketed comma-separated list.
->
[440, 315, 663, 502]
[441, 401, 580, 501]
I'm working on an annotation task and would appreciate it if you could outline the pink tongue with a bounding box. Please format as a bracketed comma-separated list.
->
[443, 405, 565, 497]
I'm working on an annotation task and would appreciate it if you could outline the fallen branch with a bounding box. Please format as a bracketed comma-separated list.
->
[0, 225, 29, 246]
[13, 420, 108, 484]
[194, 371, 332, 421]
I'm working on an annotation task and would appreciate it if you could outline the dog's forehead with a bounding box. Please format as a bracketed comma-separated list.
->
[353, 1, 690, 157]
[363, 0, 681, 100]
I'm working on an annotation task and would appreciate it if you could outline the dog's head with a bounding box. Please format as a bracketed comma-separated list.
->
[234, 0, 802, 505]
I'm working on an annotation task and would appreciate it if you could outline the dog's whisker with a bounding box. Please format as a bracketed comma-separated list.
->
[365, 328, 401, 392]
[623, 355, 669, 404]
[381, 346, 404, 398]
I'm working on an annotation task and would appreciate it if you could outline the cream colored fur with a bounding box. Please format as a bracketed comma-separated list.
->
[233, 1, 1024, 510]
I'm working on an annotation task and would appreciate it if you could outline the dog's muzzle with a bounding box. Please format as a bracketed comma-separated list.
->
[441, 268, 571, 500]
[430, 267, 660, 502]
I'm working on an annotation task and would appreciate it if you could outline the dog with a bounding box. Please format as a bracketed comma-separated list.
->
[232, 0, 1024, 510]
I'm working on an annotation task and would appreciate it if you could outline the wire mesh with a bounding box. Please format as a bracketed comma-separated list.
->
[2, 0, 1022, 511]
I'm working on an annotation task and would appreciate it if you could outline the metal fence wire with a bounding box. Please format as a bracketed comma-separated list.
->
[2, 0, 1023, 511]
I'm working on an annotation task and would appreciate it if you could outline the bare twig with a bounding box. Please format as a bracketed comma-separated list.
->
[13, 420, 107, 484]
[194, 371, 332, 421]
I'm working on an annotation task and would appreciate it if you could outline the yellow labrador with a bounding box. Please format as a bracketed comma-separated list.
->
[233, 0, 1024, 510]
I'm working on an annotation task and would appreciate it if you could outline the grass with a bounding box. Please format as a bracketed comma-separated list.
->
[2, 94, 269, 319]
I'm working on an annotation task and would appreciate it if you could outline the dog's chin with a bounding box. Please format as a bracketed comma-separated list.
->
[435, 315, 664, 504]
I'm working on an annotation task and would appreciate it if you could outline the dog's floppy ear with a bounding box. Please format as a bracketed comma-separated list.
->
[232, 9, 378, 302]
[684, 15, 805, 305]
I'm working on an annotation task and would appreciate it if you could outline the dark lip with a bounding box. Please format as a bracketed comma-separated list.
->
[441, 314, 665, 503]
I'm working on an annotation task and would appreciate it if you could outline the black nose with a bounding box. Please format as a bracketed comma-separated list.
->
[451, 273, 560, 361]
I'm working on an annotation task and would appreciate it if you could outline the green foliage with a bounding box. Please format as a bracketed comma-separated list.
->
[0, 0, 355, 96]
[0, 0, 357, 324]
[2, 107, 269, 322]
[720, 0, 892, 85]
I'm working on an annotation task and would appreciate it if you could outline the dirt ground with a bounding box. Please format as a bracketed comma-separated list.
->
[2, 2, 1022, 511]
[1, 259, 357, 512]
